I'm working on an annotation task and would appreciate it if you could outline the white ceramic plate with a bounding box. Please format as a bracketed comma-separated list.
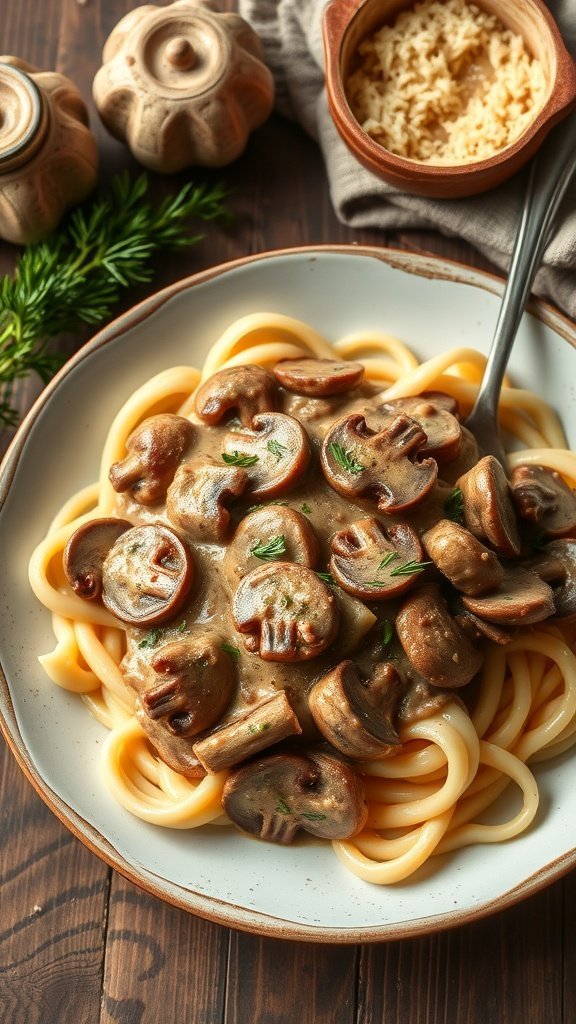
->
[1, 246, 575, 943]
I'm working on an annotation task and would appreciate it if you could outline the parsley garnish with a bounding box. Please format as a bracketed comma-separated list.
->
[250, 535, 286, 561]
[221, 642, 240, 660]
[444, 486, 465, 523]
[267, 438, 288, 461]
[138, 628, 163, 649]
[329, 441, 365, 475]
[301, 503, 312, 514]
[222, 451, 259, 467]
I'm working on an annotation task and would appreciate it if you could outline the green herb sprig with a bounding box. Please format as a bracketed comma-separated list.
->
[329, 441, 365, 475]
[0, 172, 228, 427]
[250, 535, 287, 561]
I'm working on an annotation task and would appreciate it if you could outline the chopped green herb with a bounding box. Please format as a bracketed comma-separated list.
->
[382, 619, 394, 646]
[444, 486, 465, 523]
[250, 534, 287, 561]
[276, 797, 292, 815]
[301, 811, 328, 822]
[127, 541, 144, 554]
[244, 500, 288, 515]
[389, 559, 432, 577]
[378, 552, 399, 571]
[220, 642, 240, 660]
[138, 628, 162, 649]
[316, 571, 337, 587]
[222, 450, 259, 467]
[281, 594, 294, 609]
[267, 438, 288, 461]
[176, 620, 187, 633]
[248, 722, 271, 735]
[329, 441, 365, 475]
[301, 502, 312, 514]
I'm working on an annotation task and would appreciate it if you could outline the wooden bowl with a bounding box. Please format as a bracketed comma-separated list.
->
[323, 0, 576, 197]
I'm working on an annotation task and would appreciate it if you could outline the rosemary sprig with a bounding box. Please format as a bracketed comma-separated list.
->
[222, 451, 259, 468]
[0, 172, 228, 427]
[444, 486, 465, 524]
[389, 559, 432, 577]
[250, 535, 287, 561]
[221, 642, 241, 660]
[267, 438, 288, 461]
[329, 441, 365, 475]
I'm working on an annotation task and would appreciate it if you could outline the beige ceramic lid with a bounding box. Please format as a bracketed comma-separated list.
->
[0, 62, 46, 168]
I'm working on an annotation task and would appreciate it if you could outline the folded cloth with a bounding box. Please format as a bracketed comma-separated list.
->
[239, 0, 576, 319]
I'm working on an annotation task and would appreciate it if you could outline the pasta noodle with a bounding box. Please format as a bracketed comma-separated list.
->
[29, 312, 576, 883]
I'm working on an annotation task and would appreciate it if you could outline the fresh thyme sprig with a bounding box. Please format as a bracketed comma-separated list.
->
[0, 172, 229, 427]
[329, 441, 365, 475]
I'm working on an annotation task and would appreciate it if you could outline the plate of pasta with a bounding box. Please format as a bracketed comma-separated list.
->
[1, 244, 576, 943]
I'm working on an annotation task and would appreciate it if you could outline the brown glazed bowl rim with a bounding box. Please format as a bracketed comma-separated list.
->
[323, 0, 576, 193]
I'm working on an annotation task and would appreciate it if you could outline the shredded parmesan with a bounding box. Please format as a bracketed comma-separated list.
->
[346, 0, 547, 164]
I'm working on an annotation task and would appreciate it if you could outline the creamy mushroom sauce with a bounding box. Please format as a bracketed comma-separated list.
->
[64, 359, 575, 840]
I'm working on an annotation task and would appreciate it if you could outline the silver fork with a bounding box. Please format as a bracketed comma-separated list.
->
[464, 107, 576, 467]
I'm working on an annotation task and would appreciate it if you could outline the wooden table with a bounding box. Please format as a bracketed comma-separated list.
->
[1, 2, 575, 1021]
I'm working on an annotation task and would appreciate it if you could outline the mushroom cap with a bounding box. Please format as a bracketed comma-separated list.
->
[194, 364, 278, 427]
[458, 455, 521, 557]
[134, 700, 205, 779]
[309, 660, 402, 759]
[222, 412, 311, 499]
[439, 425, 480, 485]
[462, 566, 556, 625]
[108, 414, 194, 506]
[523, 538, 576, 620]
[422, 519, 504, 596]
[63, 517, 131, 600]
[166, 455, 248, 542]
[511, 464, 576, 538]
[272, 357, 365, 396]
[102, 523, 194, 627]
[376, 395, 462, 463]
[224, 504, 320, 585]
[232, 562, 339, 661]
[139, 635, 237, 737]
[329, 516, 425, 600]
[221, 750, 368, 843]
[321, 412, 437, 514]
[396, 583, 484, 687]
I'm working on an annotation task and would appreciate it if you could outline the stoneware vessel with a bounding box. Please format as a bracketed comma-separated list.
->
[0, 57, 98, 245]
[323, 0, 576, 197]
[93, 0, 275, 172]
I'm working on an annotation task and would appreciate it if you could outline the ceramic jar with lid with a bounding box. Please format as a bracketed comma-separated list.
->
[93, 0, 275, 173]
[0, 57, 98, 245]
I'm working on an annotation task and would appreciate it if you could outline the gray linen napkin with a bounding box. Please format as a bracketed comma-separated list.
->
[239, 0, 576, 318]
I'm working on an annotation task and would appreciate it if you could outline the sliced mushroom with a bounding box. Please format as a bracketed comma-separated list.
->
[166, 455, 248, 542]
[461, 566, 555, 625]
[232, 563, 339, 661]
[329, 517, 424, 600]
[194, 365, 278, 426]
[134, 700, 205, 778]
[321, 413, 437, 514]
[454, 608, 514, 645]
[224, 505, 320, 585]
[511, 465, 576, 538]
[222, 750, 367, 843]
[221, 412, 311, 498]
[139, 636, 237, 737]
[523, 538, 576, 620]
[102, 523, 194, 627]
[193, 691, 302, 773]
[377, 395, 462, 463]
[439, 425, 480, 485]
[422, 519, 503, 596]
[108, 414, 193, 506]
[272, 357, 365, 396]
[309, 660, 402, 759]
[396, 583, 484, 687]
[63, 517, 131, 600]
[458, 455, 521, 557]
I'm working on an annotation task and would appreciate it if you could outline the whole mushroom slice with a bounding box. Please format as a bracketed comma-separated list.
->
[511, 465, 576, 538]
[439, 425, 480, 486]
[102, 523, 194, 627]
[232, 563, 339, 661]
[224, 505, 320, 585]
[321, 413, 437, 514]
[329, 517, 425, 600]
[134, 700, 205, 779]
[166, 455, 248, 542]
[194, 365, 278, 426]
[63, 517, 131, 600]
[458, 455, 521, 557]
[462, 566, 555, 626]
[396, 583, 484, 687]
[222, 750, 368, 843]
[523, 538, 576, 620]
[221, 412, 311, 499]
[272, 357, 365, 396]
[139, 635, 237, 738]
[108, 414, 194, 506]
[422, 519, 504, 596]
[376, 395, 462, 463]
[454, 608, 514, 646]
[309, 660, 402, 759]
[193, 691, 302, 773]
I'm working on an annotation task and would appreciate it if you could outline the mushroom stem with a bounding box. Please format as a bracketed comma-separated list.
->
[193, 691, 302, 773]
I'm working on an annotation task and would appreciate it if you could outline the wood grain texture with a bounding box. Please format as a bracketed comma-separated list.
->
[0, 1, 574, 1023]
